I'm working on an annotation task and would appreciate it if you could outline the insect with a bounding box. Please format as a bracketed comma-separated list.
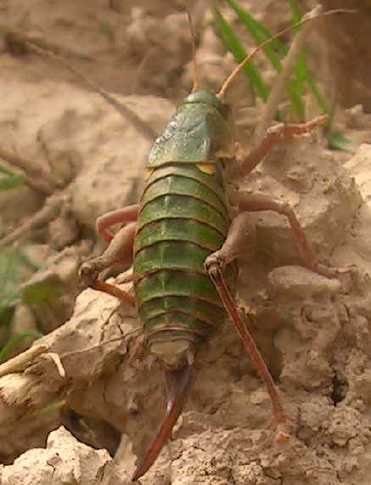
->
[79, 12, 344, 482]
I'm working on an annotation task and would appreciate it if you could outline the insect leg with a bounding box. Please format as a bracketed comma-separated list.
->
[236, 115, 327, 178]
[80, 205, 139, 305]
[237, 191, 348, 278]
[96, 204, 139, 242]
[204, 212, 287, 428]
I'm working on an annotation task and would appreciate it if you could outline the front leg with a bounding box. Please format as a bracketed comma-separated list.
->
[235, 116, 327, 178]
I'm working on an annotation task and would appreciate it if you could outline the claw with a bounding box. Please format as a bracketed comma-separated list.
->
[204, 251, 227, 278]
[132, 364, 193, 481]
[79, 259, 136, 306]
[79, 260, 100, 288]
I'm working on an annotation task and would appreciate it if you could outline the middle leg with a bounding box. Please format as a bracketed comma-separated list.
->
[80, 205, 139, 305]
[237, 191, 348, 278]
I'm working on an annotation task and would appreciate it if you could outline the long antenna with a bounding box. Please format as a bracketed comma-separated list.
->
[185, 8, 200, 92]
[217, 7, 356, 99]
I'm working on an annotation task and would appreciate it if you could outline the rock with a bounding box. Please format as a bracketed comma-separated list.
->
[334, 144, 371, 275]
[244, 137, 362, 267]
[1, 427, 111, 485]
[268, 265, 341, 299]
[344, 144, 371, 201]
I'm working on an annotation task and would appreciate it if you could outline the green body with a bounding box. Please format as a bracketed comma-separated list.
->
[133, 91, 235, 364]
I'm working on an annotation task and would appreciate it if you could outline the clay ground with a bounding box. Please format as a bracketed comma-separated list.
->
[1, 1, 371, 484]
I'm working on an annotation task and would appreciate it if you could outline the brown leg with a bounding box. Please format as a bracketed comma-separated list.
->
[237, 191, 346, 278]
[236, 115, 327, 178]
[204, 213, 287, 428]
[204, 212, 252, 270]
[80, 205, 139, 305]
[96, 204, 139, 242]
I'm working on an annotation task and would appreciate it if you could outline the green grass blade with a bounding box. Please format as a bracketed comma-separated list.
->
[224, 0, 330, 119]
[224, 0, 286, 67]
[223, 0, 305, 118]
[219, 0, 348, 150]
[287, 0, 303, 24]
[213, 6, 270, 101]
[0, 172, 25, 191]
[0, 249, 24, 314]
[0, 165, 14, 176]
[0, 330, 42, 363]
[304, 71, 330, 113]
[99, 20, 115, 43]
[0, 306, 15, 329]
[327, 132, 355, 152]
[0, 165, 25, 191]
[0, 248, 38, 326]
[33, 400, 65, 417]
[286, 0, 330, 114]
[22, 277, 64, 305]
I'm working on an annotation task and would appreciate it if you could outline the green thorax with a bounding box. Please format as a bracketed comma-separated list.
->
[147, 90, 234, 167]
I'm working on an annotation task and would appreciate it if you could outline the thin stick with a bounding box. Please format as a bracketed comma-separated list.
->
[2, 27, 94, 62]
[0, 147, 54, 195]
[22, 41, 157, 143]
[185, 9, 200, 92]
[0, 193, 64, 247]
[0, 344, 48, 377]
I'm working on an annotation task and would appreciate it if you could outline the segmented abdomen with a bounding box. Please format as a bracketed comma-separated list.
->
[133, 162, 231, 348]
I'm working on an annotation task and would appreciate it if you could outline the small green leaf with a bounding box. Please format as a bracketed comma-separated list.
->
[0, 306, 15, 329]
[0, 172, 25, 191]
[34, 400, 65, 417]
[22, 278, 63, 305]
[0, 165, 14, 176]
[0, 330, 42, 363]
[99, 20, 115, 43]
[0, 249, 25, 315]
[304, 72, 330, 114]
[287, 0, 303, 24]
[327, 132, 355, 152]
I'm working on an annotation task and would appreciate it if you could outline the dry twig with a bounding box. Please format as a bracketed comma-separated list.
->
[0, 192, 64, 247]
[13, 36, 158, 143]
[2, 27, 93, 62]
[0, 147, 55, 195]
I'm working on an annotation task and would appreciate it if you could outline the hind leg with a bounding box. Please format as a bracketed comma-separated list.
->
[204, 212, 287, 427]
